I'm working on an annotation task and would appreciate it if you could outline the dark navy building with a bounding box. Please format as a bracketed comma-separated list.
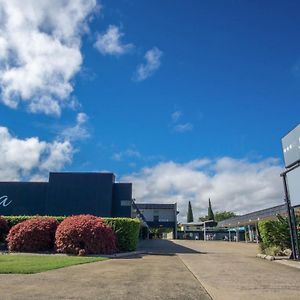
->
[0, 172, 132, 217]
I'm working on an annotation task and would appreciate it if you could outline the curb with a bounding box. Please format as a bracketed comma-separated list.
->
[256, 253, 290, 261]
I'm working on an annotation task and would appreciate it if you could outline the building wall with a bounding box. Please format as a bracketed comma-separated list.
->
[0, 172, 132, 217]
[112, 183, 132, 217]
[47, 172, 114, 216]
[0, 182, 48, 215]
[139, 208, 176, 222]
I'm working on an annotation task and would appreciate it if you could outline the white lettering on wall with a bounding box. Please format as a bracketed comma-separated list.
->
[0, 195, 12, 207]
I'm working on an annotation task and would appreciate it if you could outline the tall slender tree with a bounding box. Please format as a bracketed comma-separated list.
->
[207, 198, 215, 221]
[187, 201, 194, 223]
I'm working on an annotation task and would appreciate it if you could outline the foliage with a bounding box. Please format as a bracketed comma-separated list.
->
[104, 218, 140, 251]
[6, 217, 58, 252]
[0, 216, 9, 242]
[258, 215, 291, 252]
[55, 214, 117, 255]
[4, 216, 66, 229]
[199, 211, 237, 222]
[150, 227, 173, 239]
[214, 211, 236, 222]
[208, 198, 215, 221]
[187, 201, 194, 223]
[3, 215, 140, 252]
[0, 254, 107, 274]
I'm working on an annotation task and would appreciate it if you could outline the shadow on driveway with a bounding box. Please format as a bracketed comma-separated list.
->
[137, 239, 204, 255]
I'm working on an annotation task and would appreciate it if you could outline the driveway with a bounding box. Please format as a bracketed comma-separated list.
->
[1, 240, 300, 300]
[0, 247, 210, 300]
[140, 240, 300, 300]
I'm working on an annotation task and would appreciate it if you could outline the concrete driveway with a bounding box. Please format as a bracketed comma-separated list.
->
[0, 247, 210, 300]
[142, 240, 300, 300]
[1, 240, 300, 300]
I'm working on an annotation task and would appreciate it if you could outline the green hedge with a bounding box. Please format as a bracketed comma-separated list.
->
[3, 216, 66, 229]
[104, 218, 140, 252]
[2, 216, 140, 252]
[258, 215, 291, 251]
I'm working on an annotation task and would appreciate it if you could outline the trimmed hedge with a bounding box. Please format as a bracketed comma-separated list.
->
[55, 215, 117, 255]
[6, 217, 58, 252]
[0, 216, 9, 242]
[4, 216, 66, 229]
[104, 218, 140, 251]
[3, 216, 140, 252]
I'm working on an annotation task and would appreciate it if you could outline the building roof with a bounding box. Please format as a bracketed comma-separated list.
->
[218, 204, 300, 227]
[135, 203, 176, 209]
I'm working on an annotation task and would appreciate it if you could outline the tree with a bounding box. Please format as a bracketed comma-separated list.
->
[187, 201, 194, 223]
[207, 198, 215, 221]
[199, 211, 237, 222]
[214, 211, 236, 222]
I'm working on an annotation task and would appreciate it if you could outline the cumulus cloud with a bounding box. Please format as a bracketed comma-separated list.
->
[0, 126, 73, 181]
[122, 157, 284, 221]
[134, 47, 163, 81]
[94, 25, 133, 56]
[61, 112, 90, 141]
[0, 0, 97, 115]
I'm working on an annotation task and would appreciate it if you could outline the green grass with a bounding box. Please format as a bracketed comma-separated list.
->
[0, 254, 107, 274]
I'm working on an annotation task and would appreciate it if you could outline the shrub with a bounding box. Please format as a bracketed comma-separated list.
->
[3, 215, 140, 252]
[4, 216, 66, 229]
[55, 215, 117, 255]
[0, 216, 9, 242]
[258, 215, 291, 252]
[104, 218, 140, 251]
[6, 217, 58, 252]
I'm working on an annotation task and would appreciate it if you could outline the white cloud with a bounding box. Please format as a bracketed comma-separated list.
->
[134, 47, 163, 81]
[111, 147, 141, 161]
[0, 126, 73, 181]
[171, 110, 182, 123]
[94, 25, 133, 56]
[171, 110, 193, 133]
[174, 122, 193, 133]
[122, 157, 284, 222]
[0, 0, 97, 116]
[61, 112, 90, 141]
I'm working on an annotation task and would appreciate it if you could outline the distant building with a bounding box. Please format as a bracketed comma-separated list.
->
[132, 203, 178, 239]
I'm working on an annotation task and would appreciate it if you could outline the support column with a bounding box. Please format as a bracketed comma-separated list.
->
[248, 225, 253, 242]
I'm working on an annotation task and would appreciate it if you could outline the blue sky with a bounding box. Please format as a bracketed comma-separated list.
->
[0, 1, 299, 218]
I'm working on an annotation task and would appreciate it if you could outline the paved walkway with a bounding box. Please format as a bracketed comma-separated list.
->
[1, 240, 300, 300]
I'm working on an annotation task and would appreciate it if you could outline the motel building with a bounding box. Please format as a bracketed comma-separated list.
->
[0, 172, 178, 237]
[217, 204, 300, 242]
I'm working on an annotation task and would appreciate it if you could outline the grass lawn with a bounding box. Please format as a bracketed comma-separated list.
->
[0, 254, 107, 274]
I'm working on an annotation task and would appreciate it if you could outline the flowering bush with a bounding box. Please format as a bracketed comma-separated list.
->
[6, 217, 58, 252]
[0, 216, 9, 242]
[55, 215, 117, 255]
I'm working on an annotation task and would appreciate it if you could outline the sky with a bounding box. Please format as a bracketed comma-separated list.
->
[0, 0, 300, 220]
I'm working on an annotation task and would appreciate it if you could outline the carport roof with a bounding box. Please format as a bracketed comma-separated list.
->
[218, 204, 300, 228]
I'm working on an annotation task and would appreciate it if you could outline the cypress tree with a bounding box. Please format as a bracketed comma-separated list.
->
[208, 198, 215, 221]
[187, 201, 194, 223]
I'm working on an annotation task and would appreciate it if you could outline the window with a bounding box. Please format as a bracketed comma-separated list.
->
[153, 210, 159, 222]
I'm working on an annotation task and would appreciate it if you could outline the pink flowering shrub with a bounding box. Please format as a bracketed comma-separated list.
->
[55, 214, 117, 255]
[0, 216, 9, 242]
[6, 217, 58, 252]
